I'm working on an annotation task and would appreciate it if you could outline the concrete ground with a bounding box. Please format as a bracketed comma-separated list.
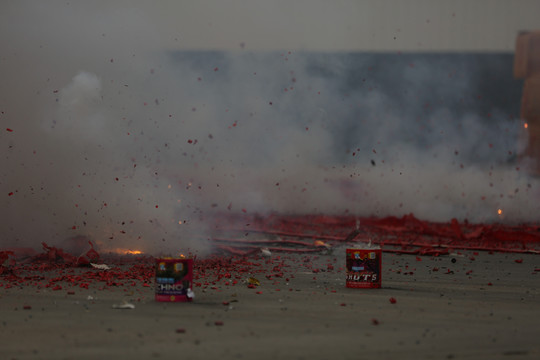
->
[1, 250, 538, 360]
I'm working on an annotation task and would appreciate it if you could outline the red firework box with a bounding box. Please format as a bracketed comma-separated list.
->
[155, 257, 194, 302]
[346, 246, 382, 288]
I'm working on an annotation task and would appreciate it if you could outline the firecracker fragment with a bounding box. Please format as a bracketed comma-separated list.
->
[260, 248, 272, 257]
[90, 263, 111, 270]
[112, 301, 135, 309]
[247, 277, 261, 286]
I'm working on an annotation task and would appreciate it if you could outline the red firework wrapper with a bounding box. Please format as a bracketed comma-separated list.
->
[346, 246, 381, 288]
[155, 257, 194, 302]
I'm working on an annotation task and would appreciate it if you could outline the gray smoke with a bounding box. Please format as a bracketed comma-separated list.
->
[1, 2, 539, 255]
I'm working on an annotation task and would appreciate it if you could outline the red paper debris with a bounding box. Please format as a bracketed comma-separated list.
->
[208, 213, 540, 255]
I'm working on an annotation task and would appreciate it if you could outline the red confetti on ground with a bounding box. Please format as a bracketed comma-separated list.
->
[389, 297, 397, 304]
[6, 128, 13, 132]
[23, 305, 31, 310]
[1, 212, 539, 295]
[208, 213, 540, 255]
[175, 328, 186, 334]
[214, 321, 224, 326]
[371, 318, 379, 325]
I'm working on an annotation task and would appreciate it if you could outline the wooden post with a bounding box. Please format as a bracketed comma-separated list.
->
[515, 31, 540, 174]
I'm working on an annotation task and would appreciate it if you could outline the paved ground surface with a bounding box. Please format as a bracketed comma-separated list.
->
[1, 250, 539, 360]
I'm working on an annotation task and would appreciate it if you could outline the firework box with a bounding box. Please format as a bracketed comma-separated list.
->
[346, 246, 381, 288]
[155, 257, 194, 302]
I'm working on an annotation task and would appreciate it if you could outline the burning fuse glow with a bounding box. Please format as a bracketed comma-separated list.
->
[107, 248, 143, 255]
[126, 250, 143, 255]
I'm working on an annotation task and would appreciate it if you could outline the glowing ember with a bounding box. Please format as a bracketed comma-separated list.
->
[498, 209, 503, 215]
[524, 123, 528, 129]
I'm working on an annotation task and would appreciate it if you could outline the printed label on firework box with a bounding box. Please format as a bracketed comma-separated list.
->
[155, 257, 194, 302]
[346, 247, 381, 288]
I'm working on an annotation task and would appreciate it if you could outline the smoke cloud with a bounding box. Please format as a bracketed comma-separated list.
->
[1, 2, 539, 254]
